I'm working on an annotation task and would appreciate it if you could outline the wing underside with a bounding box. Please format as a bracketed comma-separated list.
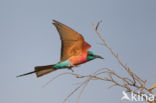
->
[53, 20, 91, 62]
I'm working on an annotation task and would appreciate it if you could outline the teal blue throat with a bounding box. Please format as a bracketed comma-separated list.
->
[52, 60, 72, 69]
[87, 55, 96, 60]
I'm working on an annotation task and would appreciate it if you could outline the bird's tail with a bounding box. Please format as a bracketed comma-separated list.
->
[17, 65, 56, 78]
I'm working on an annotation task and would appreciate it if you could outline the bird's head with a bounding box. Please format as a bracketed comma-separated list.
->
[87, 51, 104, 61]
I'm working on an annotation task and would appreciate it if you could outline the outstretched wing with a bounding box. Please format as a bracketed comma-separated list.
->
[53, 20, 86, 61]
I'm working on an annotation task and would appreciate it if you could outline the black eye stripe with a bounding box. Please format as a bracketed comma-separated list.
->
[89, 54, 94, 56]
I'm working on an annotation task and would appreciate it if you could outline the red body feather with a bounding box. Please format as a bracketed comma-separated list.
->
[68, 42, 91, 65]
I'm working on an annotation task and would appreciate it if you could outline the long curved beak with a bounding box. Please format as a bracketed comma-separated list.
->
[95, 55, 104, 59]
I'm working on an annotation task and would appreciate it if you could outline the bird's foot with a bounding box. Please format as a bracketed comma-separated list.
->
[70, 69, 74, 72]
[67, 64, 79, 72]
[68, 67, 74, 72]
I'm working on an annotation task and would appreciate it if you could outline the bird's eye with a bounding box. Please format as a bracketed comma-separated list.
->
[89, 54, 94, 56]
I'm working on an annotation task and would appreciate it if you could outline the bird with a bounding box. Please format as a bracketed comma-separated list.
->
[17, 20, 104, 78]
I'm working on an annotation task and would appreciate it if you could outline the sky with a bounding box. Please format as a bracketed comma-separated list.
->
[0, 0, 156, 103]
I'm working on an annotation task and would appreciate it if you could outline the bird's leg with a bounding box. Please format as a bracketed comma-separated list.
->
[68, 66, 74, 72]
[67, 64, 80, 72]
[70, 68, 74, 72]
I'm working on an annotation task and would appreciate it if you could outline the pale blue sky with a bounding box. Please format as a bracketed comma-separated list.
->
[0, 0, 156, 103]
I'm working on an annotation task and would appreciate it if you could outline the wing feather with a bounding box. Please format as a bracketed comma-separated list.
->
[53, 20, 85, 61]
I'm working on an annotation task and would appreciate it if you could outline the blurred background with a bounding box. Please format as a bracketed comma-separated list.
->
[0, 0, 156, 103]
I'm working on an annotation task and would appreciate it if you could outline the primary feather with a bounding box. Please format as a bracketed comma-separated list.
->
[53, 20, 91, 62]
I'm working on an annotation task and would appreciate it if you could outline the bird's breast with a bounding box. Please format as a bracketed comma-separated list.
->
[68, 51, 88, 65]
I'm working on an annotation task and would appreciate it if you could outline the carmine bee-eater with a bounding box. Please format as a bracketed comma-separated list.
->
[17, 20, 103, 78]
